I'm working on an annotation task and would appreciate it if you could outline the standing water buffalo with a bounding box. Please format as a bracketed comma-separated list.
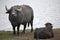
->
[5, 5, 34, 35]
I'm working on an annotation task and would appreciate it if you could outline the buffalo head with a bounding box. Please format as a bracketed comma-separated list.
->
[5, 6, 22, 16]
[45, 23, 53, 29]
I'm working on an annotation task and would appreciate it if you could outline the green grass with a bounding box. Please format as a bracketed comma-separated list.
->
[0, 30, 34, 40]
[0, 29, 60, 40]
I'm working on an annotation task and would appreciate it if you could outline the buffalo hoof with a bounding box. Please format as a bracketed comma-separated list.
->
[13, 32, 16, 35]
[17, 33, 19, 36]
[31, 29, 33, 32]
[13, 34, 16, 36]
[17, 32, 19, 36]
[22, 31, 25, 34]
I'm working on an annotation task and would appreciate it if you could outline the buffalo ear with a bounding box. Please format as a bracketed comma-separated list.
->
[6, 11, 9, 13]
[6, 11, 10, 14]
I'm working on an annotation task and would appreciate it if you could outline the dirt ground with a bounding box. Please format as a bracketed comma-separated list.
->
[49, 29, 60, 40]
[0, 29, 60, 40]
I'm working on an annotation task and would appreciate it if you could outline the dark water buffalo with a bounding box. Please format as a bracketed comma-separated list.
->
[5, 5, 34, 35]
[34, 23, 54, 40]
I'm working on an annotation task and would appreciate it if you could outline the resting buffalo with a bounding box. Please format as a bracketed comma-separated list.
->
[34, 23, 54, 40]
[5, 5, 34, 35]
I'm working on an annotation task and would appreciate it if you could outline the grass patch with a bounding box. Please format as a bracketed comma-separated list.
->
[0, 29, 60, 40]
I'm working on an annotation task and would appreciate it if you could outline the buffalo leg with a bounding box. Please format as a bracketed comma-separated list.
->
[17, 25, 20, 35]
[36, 39, 39, 40]
[13, 27, 16, 35]
[31, 21, 33, 32]
[22, 24, 26, 33]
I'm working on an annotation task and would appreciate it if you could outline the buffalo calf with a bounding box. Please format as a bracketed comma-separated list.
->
[34, 23, 54, 40]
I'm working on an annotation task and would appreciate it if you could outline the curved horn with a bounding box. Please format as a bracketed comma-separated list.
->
[16, 7, 22, 12]
[5, 5, 9, 11]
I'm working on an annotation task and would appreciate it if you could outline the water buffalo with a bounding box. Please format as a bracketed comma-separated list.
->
[34, 23, 54, 40]
[5, 5, 34, 35]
